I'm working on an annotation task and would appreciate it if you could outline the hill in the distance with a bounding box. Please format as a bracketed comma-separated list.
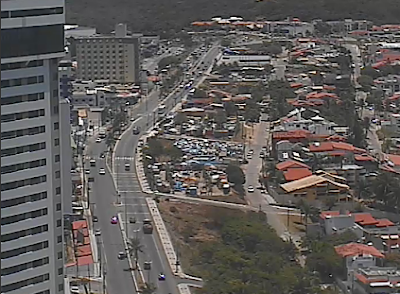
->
[66, 0, 400, 35]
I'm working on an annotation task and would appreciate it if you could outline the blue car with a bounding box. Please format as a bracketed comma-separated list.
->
[158, 273, 166, 281]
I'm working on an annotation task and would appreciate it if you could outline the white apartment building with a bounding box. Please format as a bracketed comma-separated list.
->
[75, 23, 141, 84]
[1, 0, 69, 293]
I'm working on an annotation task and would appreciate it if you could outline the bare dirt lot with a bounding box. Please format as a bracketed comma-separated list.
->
[158, 199, 250, 274]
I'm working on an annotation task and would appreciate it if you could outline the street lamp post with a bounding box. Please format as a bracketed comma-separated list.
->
[124, 192, 128, 239]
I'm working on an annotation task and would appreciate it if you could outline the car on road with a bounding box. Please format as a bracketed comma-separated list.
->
[85, 169, 90, 174]
[247, 186, 255, 193]
[100, 153, 105, 159]
[118, 252, 127, 260]
[158, 273, 166, 281]
[95, 229, 101, 236]
[70, 286, 80, 294]
[96, 138, 102, 143]
[132, 126, 140, 135]
[111, 216, 118, 224]
[248, 149, 254, 155]
[99, 168, 105, 175]
[93, 216, 98, 222]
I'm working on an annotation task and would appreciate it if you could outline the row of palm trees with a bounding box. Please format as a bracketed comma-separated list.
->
[126, 237, 158, 294]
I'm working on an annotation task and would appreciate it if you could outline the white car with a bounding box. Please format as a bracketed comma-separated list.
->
[99, 168, 105, 175]
[96, 138, 102, 143]
[85, 169, 90, 174]
[70, 286, 80, 294]
[94, 229, 101, 236]
[247, 186, 255, 193]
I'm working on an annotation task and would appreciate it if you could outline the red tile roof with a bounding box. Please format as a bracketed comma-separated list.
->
[306, 91, 339, 100]
[67, 220, 94, 268]
[387, 154, 400, 166]
[355, 273, 388, 285]
[72, 220, 87, 230]
[309, 142, 366, 154]
[355, 154, 376, 162]
[335, 243, 384, 258]
[290, 82, 304, 88]
[276, 160, 310, 171]
[273, 130, 328, 140]
[320, 210, 341, 219]
[327, 134, 347, 142]
[375, 218, 395, 228]
[352, 213, 379, 226]
[284, 168, 312, 181]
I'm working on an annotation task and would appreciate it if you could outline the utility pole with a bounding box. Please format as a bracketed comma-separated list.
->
[102, 266, 106, 294]
[124, 192, 128, 239]
[88, 264, 91, 293]
[175, 245, 180, 273]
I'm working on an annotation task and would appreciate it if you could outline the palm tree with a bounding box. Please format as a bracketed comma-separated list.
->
[140, 283, 157, 294]
[127, 237, 144, 269]
[372, 172, 400, 212]
[298, 199, 312, 233]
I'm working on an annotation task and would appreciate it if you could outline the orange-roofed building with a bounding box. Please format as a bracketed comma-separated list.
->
[284, 168, 312, 181]
[352, 213, 379, 227]
[353, 267, 400, 294]
[386, 154, 400, 167]
[276, 160, 310, 171]
[375, 219, 395, 228]
[335, 243, 384, 259]
[309, 141, 366, 154]
[290, 82, 304, 88]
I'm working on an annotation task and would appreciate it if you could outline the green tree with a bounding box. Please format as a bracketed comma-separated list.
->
[158, 56, 180, 70]
[357, 74, 374, 91]
[361, 66, 381, 79]
[145, 138, 164, 159]
[223, 101, 238, 117]
[372, 172, 400, 211]
[306, 241, 343, 282]
[226, 164, 245, 185]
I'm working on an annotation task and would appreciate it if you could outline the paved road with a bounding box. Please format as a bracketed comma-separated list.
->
[112, 45, 221, 294]
[86, 45, 221, 294]
[87, 140, 137, 294]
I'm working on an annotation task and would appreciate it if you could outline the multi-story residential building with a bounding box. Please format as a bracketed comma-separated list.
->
[75, 23, 141, 84]
[1, 0, 69, 293]
[58, 60, 74, 99]
[374, 75, 400, 96]
[325, 19, 373, 33]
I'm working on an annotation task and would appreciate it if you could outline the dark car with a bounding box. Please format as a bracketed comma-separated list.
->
[132, 126, 140, 135]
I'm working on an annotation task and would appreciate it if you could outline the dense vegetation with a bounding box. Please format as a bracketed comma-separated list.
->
[66, 0, 400, 35]
[190, 212, 333, 294]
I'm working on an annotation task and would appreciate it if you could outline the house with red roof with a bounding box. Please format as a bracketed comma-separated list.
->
[283, 168, 312, 181]
[335, 243, 385, 282]
[352, 267, 400, 294]
[319, 210, 400, 253]
[276, 160, 310, 171]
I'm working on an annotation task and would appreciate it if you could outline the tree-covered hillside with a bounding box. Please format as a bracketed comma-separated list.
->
[66, 0, 400, 35]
